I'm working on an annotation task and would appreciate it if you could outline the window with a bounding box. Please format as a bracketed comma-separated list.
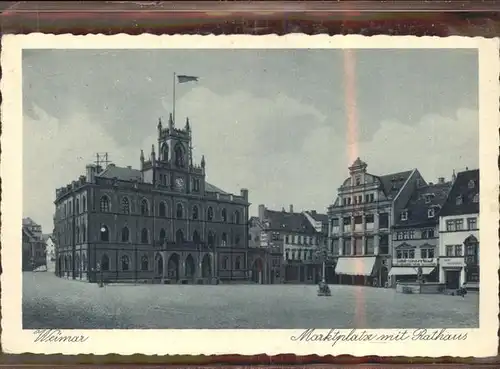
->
[100, 225, 109, 242]
[82, 253, 87, 271]
[100, 196, 110, 212]
[365, 237, 374, 255]
[456, 196, 463, 205]
[221, 233, 227, 246]
[421, 248, 435, 258]
[343, 217, 351, 226]
[235, 256, 241, 269]
[159, 228, 166, 243]
[422, 228, 435, 239]
[176, 229, 184, 244]
[221, 208, 227, 222]
[331, 218, 339, 227]
[176, 203, 184, 218]
[76, 198, 80, 214]
[121, 227, 130, 242]
[208, 231, 215, 247]
[473, 193, 479, 203]
[455, 219, 464, 231]
[192, 205, 199, 220]
[427, 208, 435, 218]
[222, 256, 228, 270]
[379, 213, 389, 228]
[141, 199, 149, 215]
[454, 245, 462, 256]
[285, 235, 289, 243]
[193, 179, 200, 192]
[141, 228, 149, 244]
[331, 239, 340, 255]
[400, 211, 408, 221]
[396, 232, 403, 241]
[101, 254, 110, 271]
[446, 220, 455, 231]
[141, 255, 149, 271]
[369, 193, 374, 202]
[76, 226, 80, 243]
[396, 249, 415, 259]
[343, 198, 347, 206]
[233, 211, 241, 224]
[355, 176, 361, 185]
[82, 195, 86, 212]
[159, 202, 167, 217]
[468, 180, 475, 189]
[174, 143, 185, 168]
[467, 218, 477, 230]
[121, 197, 130, 214]
[161, 143, 168, 161]
[207, 207, 214, 221]
[121, 255, 130, 271]
[446, 245, 454, 256]
[235, 235, 241, 246]
[365, 214, 374, 223]
[82, 224, 86, 242]
[425, 195, 432, 204]
[193, 230, 200, 243]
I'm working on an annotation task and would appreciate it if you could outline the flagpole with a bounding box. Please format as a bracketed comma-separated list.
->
[172, 72, 176, 124]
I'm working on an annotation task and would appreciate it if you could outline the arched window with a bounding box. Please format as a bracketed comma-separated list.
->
[235, 256, 241, 269]
[76, 198, 80, 214]
[159, 202, 167, 217]
[473, 193, 479, 203]
[207, 207, 214, 221]
[76, 226, 80, 243]
[82, 195, 86, 212]
[141, 199, 149, 215]
[100, 225, 109, 242]
[82, 223, 86, 242]
[101, 254, 110, 271]
[121, 197, 130, 214]
[141, 255, 149, 271]
[193, 230, 200, 243]
[222, 256, 228, 270]
[159, 228, 166, 242]
[121, 227, 130, 242]
[176, 229, 184, 244]
[192, 205, 199, 220]
[221, 208, 227, 222]
[100, 196, 110, 212]
[161, 143, 169, 161]
[233, 211, 241, 224]
[141, 228, 149, 244]
[176, 203, 184, 218]
[208, 231, 215, 247]
[221, 232, 227, 246]
[121, 255, 130, 271]
[174, 143, 185, 168]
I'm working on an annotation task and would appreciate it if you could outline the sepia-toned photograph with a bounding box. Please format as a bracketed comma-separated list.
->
[2, 34, 498, 357]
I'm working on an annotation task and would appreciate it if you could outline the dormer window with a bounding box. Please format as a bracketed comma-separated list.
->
[468, 180, 475, 189]
[473, 193, 479, 203]
[400, 211, 408, 221]
[427, 208, 435, 218]
[456, 196, 463, 205]
[425, 195, 431, 204]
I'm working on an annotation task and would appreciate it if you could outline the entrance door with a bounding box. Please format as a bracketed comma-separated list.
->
[445, 270, 461, 290]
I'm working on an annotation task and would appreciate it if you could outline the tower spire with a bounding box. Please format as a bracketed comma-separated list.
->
[168, 112, 174, 129]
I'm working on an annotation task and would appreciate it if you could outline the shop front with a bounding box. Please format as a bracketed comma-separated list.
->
[439, 257, 466, 290]
[334, 256, 377, 286]
[388, 258, 438, 287]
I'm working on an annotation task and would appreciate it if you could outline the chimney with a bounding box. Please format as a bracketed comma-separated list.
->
[438, 177, 445, 184]
[127, 166, 132, 170]
[258, 204, 266, 222]
[240, 188, 249, 201]
[85, 164, 97, 183]
[289, 204, 294, 213]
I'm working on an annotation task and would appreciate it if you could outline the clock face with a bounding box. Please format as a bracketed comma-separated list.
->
[175, 177, 185, 191]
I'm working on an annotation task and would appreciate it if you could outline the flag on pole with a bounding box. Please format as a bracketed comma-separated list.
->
[177, 75, 199, 83]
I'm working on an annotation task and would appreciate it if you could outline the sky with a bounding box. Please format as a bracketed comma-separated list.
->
[22, 48, 479, 232]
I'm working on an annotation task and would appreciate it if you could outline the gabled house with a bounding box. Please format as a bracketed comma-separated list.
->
[390, 177, 452, 286]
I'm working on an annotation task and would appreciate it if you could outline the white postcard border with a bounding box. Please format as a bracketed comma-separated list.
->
[1, 34, 499, 357]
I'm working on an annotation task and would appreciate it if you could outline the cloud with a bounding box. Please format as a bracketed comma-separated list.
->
[23, 88, 478, 232]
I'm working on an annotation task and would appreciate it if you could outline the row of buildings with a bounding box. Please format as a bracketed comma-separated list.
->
[22, 217, 55, 271]
[49, 113, 480, 290]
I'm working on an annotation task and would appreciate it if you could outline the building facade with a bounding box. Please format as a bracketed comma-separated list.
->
[43, 234, 56, 272]
[389, 178, 452, 286]
[328, 158, 424, 287]
[22, 218, 46, 271]
[438, 169, 480, 290]
[53, 114, 250, 284]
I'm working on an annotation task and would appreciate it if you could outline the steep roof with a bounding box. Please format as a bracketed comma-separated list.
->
[376, 170, 414, 199]
[264, 209, 316, 234]
[22, 227, 36, 242]
[440, 169, 480, 217]
[306, 210, 328, 223]
[205, 182, 228, 194]
[22, 217, 37, 226]
[98, 164, 142, 181]
[394, 181, 452, 228]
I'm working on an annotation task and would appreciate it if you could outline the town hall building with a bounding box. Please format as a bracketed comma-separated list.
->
[53, 113, 250, 284]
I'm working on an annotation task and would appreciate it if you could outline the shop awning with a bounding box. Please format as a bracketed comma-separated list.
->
[335, 257, 376, 276]
[388, 267, 436, 276]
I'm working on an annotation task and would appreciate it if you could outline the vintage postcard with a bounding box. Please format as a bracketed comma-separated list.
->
[1, 34, 499, 357]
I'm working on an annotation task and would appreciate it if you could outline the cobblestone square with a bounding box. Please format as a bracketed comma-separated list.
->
[23, 272, 479, 329]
